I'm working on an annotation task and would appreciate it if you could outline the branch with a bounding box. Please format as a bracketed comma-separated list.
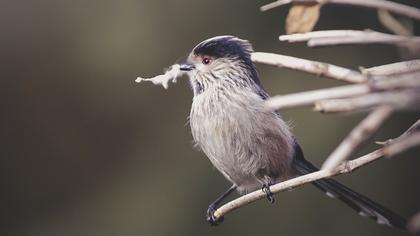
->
[279, 30, 420, 47]
[383, 132, 420, 157]
[403, 119, 420, 136]
[321, 106, 393, 171]
[251, 52, 366, 83]
[361, 59, 420, 76]
[252, 51, 419, 81]
[213, 122, 418, 222]
[265, 72, 420, 111]
[378, 10, 412, 36]
[380, 119, 420, 158]
[214, 148, 382, 220]
[377, 119, 420, 157]
[260, 0, 420, 21]
[314, 89, 420, 113]
[266, 83, 370, 110]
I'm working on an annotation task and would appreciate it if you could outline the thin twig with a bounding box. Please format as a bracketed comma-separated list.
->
[377, 119, 420, 145]
[372, 118, 420, 160]
[253, 51, 420, 78]
[361, 59, 420, 76]
[378, 10, 412, 36]
[383, 132, 420, 157]
[260, 0, 420, 21]
[314, 89, 420, 113]
[266, 83, 370, 110]
[279, 30, 420, 47]
[321, 106, 393, 171]
[403, 119, 420, 136]
[266, 72, 420, 111]
[368, 72, 420, 90]
[251, 52, 366, 83]
[280, 30, 400, 42]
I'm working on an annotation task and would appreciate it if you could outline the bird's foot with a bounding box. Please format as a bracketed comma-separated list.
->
[262, 184, 275, 204]
[206, 204, 223, 226]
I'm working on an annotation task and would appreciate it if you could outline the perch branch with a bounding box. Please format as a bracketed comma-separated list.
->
[251, 52, 366, 83]
[260, 0, 420, 21]
[214, 144, 385, 219]
[321, 106, 393, 171]
[279, 30, 420, 47]
[213, 121, 419, 221]
[214, 150, 383, 220]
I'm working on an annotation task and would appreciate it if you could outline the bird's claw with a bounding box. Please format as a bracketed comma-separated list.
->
[206, 204, 223, 226]
[262, 184, 275, 204]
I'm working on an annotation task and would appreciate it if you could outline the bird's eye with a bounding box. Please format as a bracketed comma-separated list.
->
[202, 57, 211, 65]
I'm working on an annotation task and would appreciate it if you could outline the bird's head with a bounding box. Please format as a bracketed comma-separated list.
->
[180, 36, 260, 93]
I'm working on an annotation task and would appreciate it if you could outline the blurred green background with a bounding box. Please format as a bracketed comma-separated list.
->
[1, 0, 420, 236]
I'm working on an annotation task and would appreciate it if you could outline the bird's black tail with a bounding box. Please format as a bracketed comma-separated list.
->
[292, 145, 407, 230]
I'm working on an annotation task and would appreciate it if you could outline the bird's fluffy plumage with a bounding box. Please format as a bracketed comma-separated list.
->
[188, 36, 295, 193]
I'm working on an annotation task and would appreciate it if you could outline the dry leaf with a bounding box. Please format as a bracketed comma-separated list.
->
[286, 4, 321, 34]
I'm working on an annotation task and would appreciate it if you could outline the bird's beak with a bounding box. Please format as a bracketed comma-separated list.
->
[179, 63, 195, 71]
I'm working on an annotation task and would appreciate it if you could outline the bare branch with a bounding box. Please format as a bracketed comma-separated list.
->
[314, 89, 420, 113]
[383, 132, 420, 157]
[321, 106, 393, 171]
[280, 30, 396, 42]
[251, 52, 366, 83]
[373, 118, 420, 158]
[214, 148, 382, 220]
[266, 84, 370, 110]
[403, 119, 420, 136]
[361, 59, 420, 76]
[253, 51, 419, 80]
[279, 30, 420, 47]
[368, 72, 420, 90]
[260, 0, 420, 21]
[266, 72, 420, 111]
[378, 10, 412, 36]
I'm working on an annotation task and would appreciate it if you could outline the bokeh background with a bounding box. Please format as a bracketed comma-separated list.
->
[2, 0, 420, 236]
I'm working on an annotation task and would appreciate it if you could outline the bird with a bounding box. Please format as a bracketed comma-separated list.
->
[178, 35, 407, 229]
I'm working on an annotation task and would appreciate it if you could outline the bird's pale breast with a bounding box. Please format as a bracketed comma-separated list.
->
[189, 84, 295, 193]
